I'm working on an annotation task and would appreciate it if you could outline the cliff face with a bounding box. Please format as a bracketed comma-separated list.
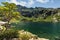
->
[17, 5, 59, 17]
[17, 5, 60, 22]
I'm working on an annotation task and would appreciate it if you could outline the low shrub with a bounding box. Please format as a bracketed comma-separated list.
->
[0, 29, 38, 40]
[0, 29, 19, 40]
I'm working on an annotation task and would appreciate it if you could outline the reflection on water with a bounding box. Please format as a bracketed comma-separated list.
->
[12, 22, 60, 40]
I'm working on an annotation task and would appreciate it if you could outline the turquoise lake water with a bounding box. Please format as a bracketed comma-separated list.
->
[12, 22, 60, 40]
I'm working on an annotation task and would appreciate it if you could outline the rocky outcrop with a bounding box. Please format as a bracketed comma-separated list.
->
[18, 30, 49, 40]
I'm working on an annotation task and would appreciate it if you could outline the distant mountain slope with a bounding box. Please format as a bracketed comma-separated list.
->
[17, 5, 60, 18]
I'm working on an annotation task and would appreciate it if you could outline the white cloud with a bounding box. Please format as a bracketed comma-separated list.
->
[6, 0, 18, 4]
[36, 0, 50, 3]
[6, 0, 35, 7]
[28, 0, 34, 6]
[19, 1, 27, 6]
[6, 0, 26, 6]
[6, 0, 54, 7]
[36, 0, 54, 3]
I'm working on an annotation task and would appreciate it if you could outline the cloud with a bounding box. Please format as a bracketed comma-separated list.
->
[6, 0, 54, 7]
[19, 1, 27, 6]
[6, 0, 26, 6]
[6, 0, 18, 4]
[6, 0, 35, 7]
[36, 0, 50, 3]
[28, 0, 34, 6]
[36, 0, 54, 3]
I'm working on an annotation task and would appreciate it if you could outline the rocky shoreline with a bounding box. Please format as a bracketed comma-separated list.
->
[18, 30, 49, 40]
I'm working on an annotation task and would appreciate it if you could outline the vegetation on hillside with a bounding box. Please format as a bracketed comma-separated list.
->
[17, 5, 60, 22]
[0, 2, 60, 23]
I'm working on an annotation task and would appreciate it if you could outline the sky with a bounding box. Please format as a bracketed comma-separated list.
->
[0, 0, 60, 8]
